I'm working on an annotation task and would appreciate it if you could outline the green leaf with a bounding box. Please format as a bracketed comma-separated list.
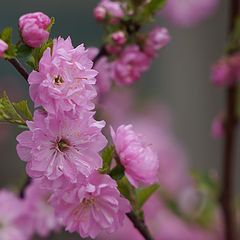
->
[47, 17, 55, 32]
[135, 184, 159, 208]
[12, 100, 32, 121]
[117, 177, 132, 201]
[32, 40, 53, 69]
[135, 0, 166, 22]
[0, 91, 32, 126]
[17, 44, 33, 58]
[1, 27, 12, 44]
[99, 146, 114, 173]
[109, 164, 125, 180]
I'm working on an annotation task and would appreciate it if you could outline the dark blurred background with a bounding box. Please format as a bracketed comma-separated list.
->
[0, 0, 239, 239]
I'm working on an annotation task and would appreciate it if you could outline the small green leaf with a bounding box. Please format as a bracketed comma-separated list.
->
[0, 91, 32, 126]
[109, 164, 125, 180]
[99, 146, 114, 173]
[47, 17, 55, 32]
[135, 184, 159, 208]
[135, 0, 166, 22]
[1, 27, 12, 44]
[117, 177, 131, 201]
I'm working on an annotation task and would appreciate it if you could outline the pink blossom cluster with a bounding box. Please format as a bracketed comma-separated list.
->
[90, 27, 170, 90]
[0, 39, 8, 58]
[19, 12, 51, 48]
[0, 182, 60, 239]
[16, 36, 130, 238]
[211, 53, 240, 87]
[162, 0, 219, 27]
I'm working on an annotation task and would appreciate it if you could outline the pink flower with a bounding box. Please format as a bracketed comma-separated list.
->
[111, 124, 159, 187]
[0, 190, 33, 240]
[163, 0, 219, 27]
[19, 12, 51, 48]
[211, 59, 233, 86]
[0, 39, 8, 58]
[25, 180, 60, 237]
[16, 110, 107, 182]
[211, 114, 225, 139]
[112, 31, 126, 45]
[94, 6, 107, 21]
[144, 27, 170, 57]
[28, 37, 97, 117]
[49, 171, 130, 239]
[112, 45, 151, 85]
[94, 0, 124, 22]
[88, 47, 113, 93]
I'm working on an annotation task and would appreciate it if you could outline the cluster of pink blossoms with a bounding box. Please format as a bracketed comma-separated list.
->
[16, 29, 131, 238]
[91, 0, 170, 90]
[90, 27, 170, 91]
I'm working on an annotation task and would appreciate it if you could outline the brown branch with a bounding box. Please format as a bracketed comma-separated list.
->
[220, 1, 239, 240]
[127, 211, 154, 240]
[8, 58, 29, 81]
[19, 176, 31, 198]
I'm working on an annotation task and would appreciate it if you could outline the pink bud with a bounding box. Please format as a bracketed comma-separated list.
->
[19, 12, 51, 48]
[211, 59, 233, 87]
[93, 6, 107, 21]
[0, 39, 8, 58]
[112, 31, 126, 45]
[211, 114, 225, 139]
[145, 27, 170, 57]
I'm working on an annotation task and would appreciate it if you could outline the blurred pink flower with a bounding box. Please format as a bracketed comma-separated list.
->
[49, 171, 130, 239]
[16, 110, 107, 182]
[94, 0, 124, 23]
[144, 27, 170, 57]
[111, 124, 159, 187]
[112, 45, 151, 85]
[163, 0, 219, 27]
[211, 114, 225, 139]
[88, 47, 113, 93]
[0, 190, 32, 240]
[111, 31, 126, 45]
[211, 54, 240, 87]
[19, 12, 51, 48]
[0, 39, 8, 57]
[25, 180, 60, 237]
[28, 37, 97, 117]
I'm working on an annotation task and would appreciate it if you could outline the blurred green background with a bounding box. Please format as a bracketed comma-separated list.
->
[0, 0, 239, 239]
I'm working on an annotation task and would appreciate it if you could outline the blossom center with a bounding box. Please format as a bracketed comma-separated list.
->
[53, 75, 64, 85]
[82, 197, 95, 207]
[56, 139, 69, 152]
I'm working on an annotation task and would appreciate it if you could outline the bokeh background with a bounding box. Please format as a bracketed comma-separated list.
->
[0, 0, 239, 239]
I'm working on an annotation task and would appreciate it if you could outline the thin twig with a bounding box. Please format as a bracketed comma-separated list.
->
[220, 1, 239, 240]
[19, 176, 31, 198]
[127, 211, 154, 240]
[8, 58, 29, 81]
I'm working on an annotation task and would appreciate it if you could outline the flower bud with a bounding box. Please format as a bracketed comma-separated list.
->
[93, 6, 107, 21]
[111, 31, 126, 45]
[19, 12, 51, 48]
[0, 39, 8, 58]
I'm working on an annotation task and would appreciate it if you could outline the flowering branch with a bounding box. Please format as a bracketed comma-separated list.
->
[8, 58, 29, 81]
[127, 211, 154, 240]
[220, 0, 240, 239]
